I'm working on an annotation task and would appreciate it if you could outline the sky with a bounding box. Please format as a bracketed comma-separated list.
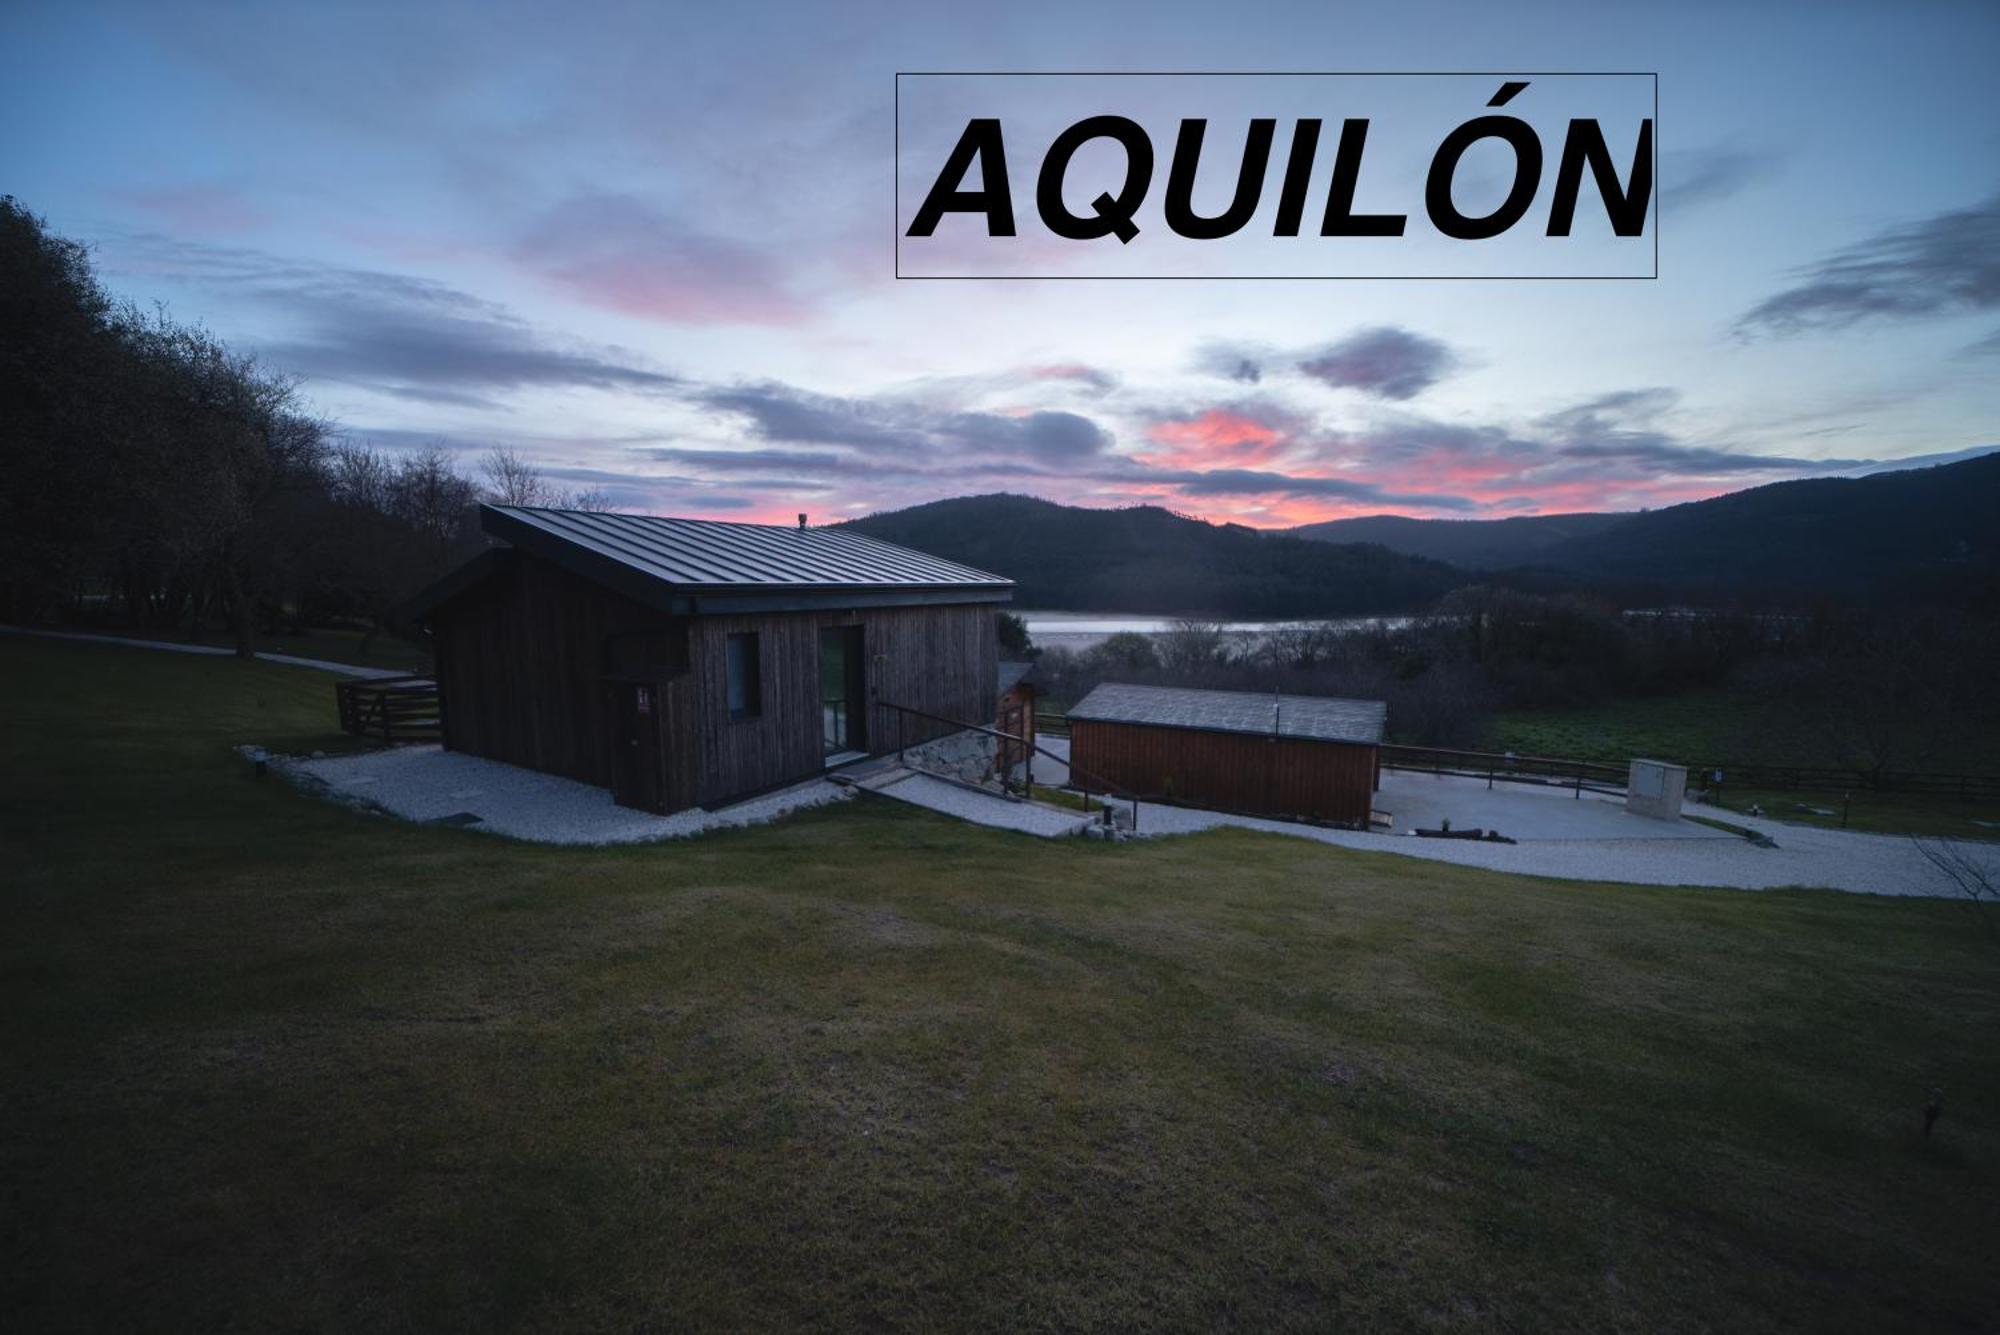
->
[2, 0, 1996, 528]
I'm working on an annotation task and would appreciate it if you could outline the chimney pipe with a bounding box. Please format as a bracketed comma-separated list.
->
[797, 513, 807, 530]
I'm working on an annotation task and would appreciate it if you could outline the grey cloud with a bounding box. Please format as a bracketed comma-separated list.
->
[1297, 327, 1459, 400]
[1537, 387, 1680, 437]
[647, 446, 858, 473]
[1663, 147, 1782, 210]
[1534, 388, 1874, 474]
[1192, 341, 1270, 383]
[696, 383, 929, 454]
[950, 409, 1111, 460]
[107, 233, 680, 397]
[1737, 192, 2000, 336]
[1028, 363, 1120, 393]
[695, 381, 1111, 462]
[1150, 467, 1481, 510]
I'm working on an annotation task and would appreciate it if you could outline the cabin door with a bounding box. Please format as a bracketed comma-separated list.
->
[610, 680, 665, 813]
[819, 625, 866, 757]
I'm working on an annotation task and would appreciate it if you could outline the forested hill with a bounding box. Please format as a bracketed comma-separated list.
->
[1288, 453, 2000, 604]
[1285, 512, 1624, 569]
[1524, 452, 2000, 602]
[840, 495, 1462, 616]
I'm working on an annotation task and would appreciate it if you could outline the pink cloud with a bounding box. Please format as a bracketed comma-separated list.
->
[109, 183, 270, 234]
[1138, 409, 1290, 470]
[514, 194, 808, 326]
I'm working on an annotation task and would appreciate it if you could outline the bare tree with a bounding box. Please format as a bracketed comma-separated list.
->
[480, 446, 618, 512]
[1261, 620, 1344, 670]
[479, 446, 554, 507]
[1914, 838, 2000, 946]
[1158, 619, 1227, 675]
[392, 444, 479, 573]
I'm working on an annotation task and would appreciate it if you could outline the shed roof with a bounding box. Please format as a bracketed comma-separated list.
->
[1066, 682, 1387, 745]
[997, 660, 1036, 697]
[400, 505, 1013, 621]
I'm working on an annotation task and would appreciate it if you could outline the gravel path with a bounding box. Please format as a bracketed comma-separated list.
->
[2, 626, 408, 678]
[1103, 796, 1987, 897]
[871, 772, 1093, 838]
[287, 744, 850, 844]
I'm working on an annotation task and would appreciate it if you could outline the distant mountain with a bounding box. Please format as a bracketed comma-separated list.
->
[1529, 452, 2000, 602]
[1285, 453, 2000, 603]
[1286, 512, 1625, 569]
[841, 494, 1462, 617]
[1833, 443, 2000, 477]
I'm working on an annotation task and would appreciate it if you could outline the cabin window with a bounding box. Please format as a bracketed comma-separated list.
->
[726, 632, 761, 719]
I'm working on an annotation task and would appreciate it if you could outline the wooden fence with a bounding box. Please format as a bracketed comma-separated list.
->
[335, 675, 441, 743]
[1669, 763, 2000, 801]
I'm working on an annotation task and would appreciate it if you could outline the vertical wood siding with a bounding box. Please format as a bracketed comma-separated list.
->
[431, 552, 1000, 811]
[686, 602, 997, 806]
[432, 555, 680, 787]
[1070, 719, 1379, 826]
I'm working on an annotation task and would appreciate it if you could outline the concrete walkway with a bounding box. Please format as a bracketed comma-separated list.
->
[1102, 790, 1984, 898]
[1024, 739, 1983, 896]
[857, 766, 1095, 838]
[283, 744, 851, 844]
[1376, 769, 1730, 841]
[1, 625, 409, 679]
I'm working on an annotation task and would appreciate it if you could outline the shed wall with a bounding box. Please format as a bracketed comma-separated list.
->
[1070, 719, 1379, 825]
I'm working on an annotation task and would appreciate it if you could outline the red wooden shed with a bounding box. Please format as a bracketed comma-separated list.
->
[1066, 682, 1386, 826]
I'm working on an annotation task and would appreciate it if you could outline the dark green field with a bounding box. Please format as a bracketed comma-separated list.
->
[4, 637, 1997, 1332]
[1492, 691, 2000, 838]
[52, 623, 433, 673]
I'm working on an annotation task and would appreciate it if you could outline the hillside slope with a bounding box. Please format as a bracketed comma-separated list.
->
[1535, 453, 2000, 600]
[1291, 453, 2000, 602]
[1287, 512, 1624, 569]
[842, 494, 1461, 616]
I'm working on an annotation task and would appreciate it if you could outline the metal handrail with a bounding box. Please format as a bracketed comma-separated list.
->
[873, 697, 1140, 831]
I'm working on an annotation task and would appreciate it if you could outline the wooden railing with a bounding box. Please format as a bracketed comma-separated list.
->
[335, 675, 441, 743]
[875, 698, 1141, 830]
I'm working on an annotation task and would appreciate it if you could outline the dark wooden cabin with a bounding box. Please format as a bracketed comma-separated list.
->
[1066, 682, 1386, 826]
[396, 504, 1013, 813]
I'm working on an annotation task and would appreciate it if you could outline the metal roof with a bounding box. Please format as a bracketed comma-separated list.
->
[997, 660, 1036, 697]
[485, 505, 1012, 592]
[1066, 682, 1387, 745]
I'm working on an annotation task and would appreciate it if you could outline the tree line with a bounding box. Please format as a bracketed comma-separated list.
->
[1025, 587, 2000, 775]
[0, 197, 599, 655]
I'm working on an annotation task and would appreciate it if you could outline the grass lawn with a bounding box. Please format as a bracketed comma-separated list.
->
[42, 622, 434, 673]
[1492, 690, 2000, 840]
[4, 637, 1998, 1332]
[1031, 782, 1108, 815]
[1490, 689, 1837, 768]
